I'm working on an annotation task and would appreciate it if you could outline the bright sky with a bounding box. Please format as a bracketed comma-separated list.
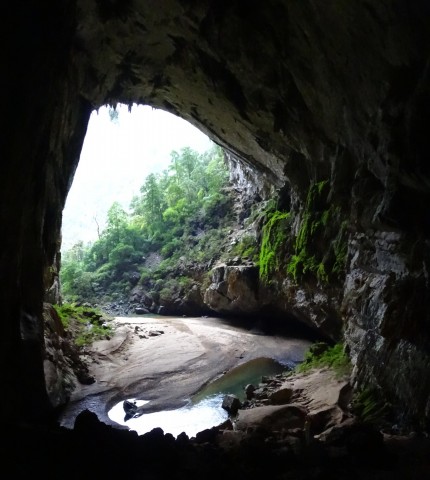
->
[61, 104, 213, 251]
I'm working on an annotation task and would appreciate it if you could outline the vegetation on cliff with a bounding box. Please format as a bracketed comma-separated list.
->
[53, 302, 113, 346]
[287, 180, 348, 284]
[256, 180, 348, 287]
[258, 209, 291, 282]
[60, 145, 234, 306]
[296, 341, 351, 377]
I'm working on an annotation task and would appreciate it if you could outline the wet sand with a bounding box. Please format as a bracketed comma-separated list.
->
[58, 315, 312, 429]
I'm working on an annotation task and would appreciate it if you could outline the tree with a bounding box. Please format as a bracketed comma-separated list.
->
[105, 202, 128, 244]
[109, 244, 136, 270]
[138, 173, 165, 227]
[60, 143, 233, 303]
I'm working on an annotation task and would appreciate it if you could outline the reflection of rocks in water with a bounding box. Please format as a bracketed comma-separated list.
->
[123, 400, 138, 421]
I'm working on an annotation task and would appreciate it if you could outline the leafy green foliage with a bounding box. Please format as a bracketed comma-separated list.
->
[53, 303, 113, 347]
[287, 181, 348, 284]
[259, 211, 291, 282]
[351, 387, 391, 426]
[60, 144, 232, 303]
[297, 342, 351, 377]
[231, 235, 259, 261]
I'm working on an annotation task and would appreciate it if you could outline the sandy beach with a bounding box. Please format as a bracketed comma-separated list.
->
[58, 315, 312, 429]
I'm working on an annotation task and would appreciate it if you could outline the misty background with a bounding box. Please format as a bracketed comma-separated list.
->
[61, 104, 213, 251]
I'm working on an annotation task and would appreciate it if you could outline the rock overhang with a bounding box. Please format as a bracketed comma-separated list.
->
[3, 0, 430, 428]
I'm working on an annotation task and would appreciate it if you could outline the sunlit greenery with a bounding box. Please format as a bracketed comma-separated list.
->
[53, 303, 113, 346]
[287, 180, 348, 284]
[60, 145, 232, 303]
[296, 342, 351, 377]
[259, 210, 290, 282]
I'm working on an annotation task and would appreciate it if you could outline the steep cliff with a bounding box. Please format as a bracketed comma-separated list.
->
[3, 0, 430, 438]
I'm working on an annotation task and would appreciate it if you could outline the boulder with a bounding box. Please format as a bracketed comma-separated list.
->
[135, 306, 148, 315]
[234, 404, 307, 432]
[268, 387, 293, 405]
[222, 394, 242, 415]
[204, 264, 260, 315]
[244, 384, 256, 399]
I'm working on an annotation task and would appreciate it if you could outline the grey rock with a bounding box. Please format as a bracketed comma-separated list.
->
[222, 394, 242, 415]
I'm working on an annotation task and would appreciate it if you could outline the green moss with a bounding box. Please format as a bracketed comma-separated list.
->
[287, 181, 329, 283]
[53, 303, 96, 329]
[231, 234, 259, 261]
[53, 303, 113, 347]
[297, 342, 351, 377]
[287, 249, 320, 282]
[286, 253, 301, 282]
[316, 179, 328, 195]
[321, 208, 331, 227]
[316, 262, 329, 283]
[259, 211, 290, 282]
[286, 180, 348, 284]
[332, 220, 348, 275]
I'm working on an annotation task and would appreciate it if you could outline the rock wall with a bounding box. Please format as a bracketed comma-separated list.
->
[2, 0, 92, 421]
[3, 0, 430, 429]
[204, 263, 261, 315]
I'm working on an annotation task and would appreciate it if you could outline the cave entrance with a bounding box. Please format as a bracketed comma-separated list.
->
[60, 102, 222, 311]
[62, 103, 213, 252]
[56, 103, 313, 435]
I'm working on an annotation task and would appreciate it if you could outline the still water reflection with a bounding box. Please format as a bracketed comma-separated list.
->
[108, 357, 292, 438]
[109, 394, 227, 438]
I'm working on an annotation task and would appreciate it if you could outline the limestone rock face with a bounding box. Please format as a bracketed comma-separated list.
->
[204, 264, 260, 315]
[342, 231, 430, 422]
[225, 151, 275, 209]
[42, 303, 93, 408]
[204, 259, 343, 340]
[3, 1, 430, 430]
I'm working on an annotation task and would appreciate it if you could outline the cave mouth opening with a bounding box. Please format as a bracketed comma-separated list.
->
[59, 101, 221, 310]
[55, 102, 317, 436]
[61, 103, 214, 253]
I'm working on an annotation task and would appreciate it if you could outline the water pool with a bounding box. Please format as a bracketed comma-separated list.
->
[108, 356, 292, 438]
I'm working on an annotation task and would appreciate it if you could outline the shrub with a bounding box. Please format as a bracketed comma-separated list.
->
[351, 387, 391, 426]
[231, 234, 259, 261]
[52, 303, 113, 347]
[297, 342, 351, 377]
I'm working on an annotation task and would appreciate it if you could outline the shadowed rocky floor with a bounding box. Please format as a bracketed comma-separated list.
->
[5, 370, 430, 480]
[57, 315, 311, 429]
[26, 315, 430, 479]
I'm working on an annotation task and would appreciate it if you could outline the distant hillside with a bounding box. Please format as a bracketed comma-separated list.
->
[61, 104, 213, 251]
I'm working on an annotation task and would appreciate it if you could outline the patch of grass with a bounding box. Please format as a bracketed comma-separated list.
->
[351, 387, 391, 426]
[297, 342, 351, 377]
[231, 234, 259, 261]
[53, 303, 113, 347]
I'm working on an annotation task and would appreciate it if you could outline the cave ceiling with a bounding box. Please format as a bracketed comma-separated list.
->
[3, 0, 430, 427]
[74, 0, 430, 197]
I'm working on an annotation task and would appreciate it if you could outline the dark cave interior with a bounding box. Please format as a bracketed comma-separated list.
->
[2, 1, 430, 477]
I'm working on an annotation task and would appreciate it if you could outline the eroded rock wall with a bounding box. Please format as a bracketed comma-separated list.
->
[2, 0, 92, 421]
[3, 0, 430, 428]
[72, 0, 430, 428]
